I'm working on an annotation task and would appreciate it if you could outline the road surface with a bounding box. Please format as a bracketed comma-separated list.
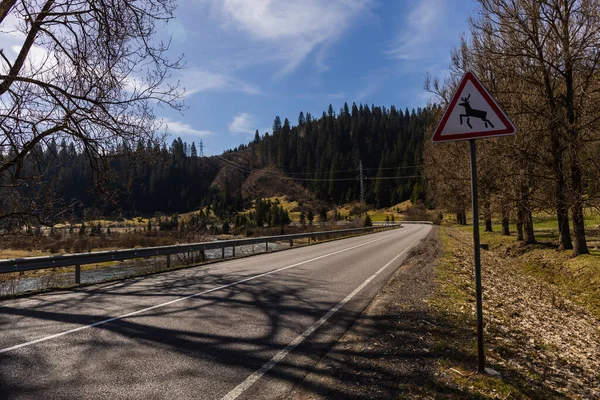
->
[0, 224, 431, 399]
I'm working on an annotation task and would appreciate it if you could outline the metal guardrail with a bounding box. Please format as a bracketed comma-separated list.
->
[0, 225, 398, 284]
[373, 221, 433, 225]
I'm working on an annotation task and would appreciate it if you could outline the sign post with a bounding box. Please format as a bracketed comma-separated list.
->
[432, 71, 517, 373]
[469, 138, 485, 373]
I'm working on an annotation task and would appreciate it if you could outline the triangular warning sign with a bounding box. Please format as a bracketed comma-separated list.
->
[432, 71, 517, 142]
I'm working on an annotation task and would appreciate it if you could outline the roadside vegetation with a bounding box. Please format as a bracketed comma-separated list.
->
[287, 217, 598, 399]
[428, 216, 599, 399]
[425, 1, 600, 258]
[0, 197, 437, 259]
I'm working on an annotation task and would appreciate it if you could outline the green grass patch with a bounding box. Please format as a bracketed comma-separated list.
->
[517, 249, 600, 319]
[451, 219, 600, 318]
[366, 210, 398, 222]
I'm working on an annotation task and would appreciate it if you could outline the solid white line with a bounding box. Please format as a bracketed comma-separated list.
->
[0, 229, 412, 354]
[220, 230, 428, 400]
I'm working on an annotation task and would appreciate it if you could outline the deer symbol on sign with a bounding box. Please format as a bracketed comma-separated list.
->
[459, 93, 494, 129]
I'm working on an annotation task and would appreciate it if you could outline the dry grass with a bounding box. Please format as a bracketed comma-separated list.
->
[0, 249, 46, 259]
[431, 226, 600, 398]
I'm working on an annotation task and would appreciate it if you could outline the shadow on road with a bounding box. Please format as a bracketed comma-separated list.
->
[0, 229, 563, 399]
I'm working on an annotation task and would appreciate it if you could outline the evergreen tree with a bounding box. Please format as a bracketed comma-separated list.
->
[272, 116, 282, 135]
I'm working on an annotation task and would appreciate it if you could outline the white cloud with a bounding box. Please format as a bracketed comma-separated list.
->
[385, 0, 446, 61]
[0, 12, 25, 40]
[177, 68, 260, 97]
[123, 68, 259, 98]
[211, 0, 372, 75]
[228, 112, 256, 135]
[163, 118, 213, 136]
[1, 12, 58, 76]
[354, 67, 391, 102]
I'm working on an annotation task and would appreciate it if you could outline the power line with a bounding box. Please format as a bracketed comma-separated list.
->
[214, 155, 423, 182]
[209, 146, 422, 176]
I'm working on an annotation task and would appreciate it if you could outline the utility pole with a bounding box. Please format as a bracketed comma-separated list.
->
[199, 139, 205, 157]
[358, 160, 364, 204]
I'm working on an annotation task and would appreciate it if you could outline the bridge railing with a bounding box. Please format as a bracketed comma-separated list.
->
[0, 225, 399, 284]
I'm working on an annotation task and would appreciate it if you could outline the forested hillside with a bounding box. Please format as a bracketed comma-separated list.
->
[243, 103, 437, 207]
[24, 139, 221, 220]
[8, 103, 435, 225]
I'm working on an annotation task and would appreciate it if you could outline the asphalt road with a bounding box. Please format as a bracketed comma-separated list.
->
[0, 224, 432, 400]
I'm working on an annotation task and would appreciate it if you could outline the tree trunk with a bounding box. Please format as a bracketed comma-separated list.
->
[523, 208, 535, 245]
[562, 27, 588, 256]
[516, 208, 524, 241]
[518, 168, 535, 244]
[484, 200, 493, 232]
[485, 216, 492, 232]
[501, 208, 510, 236]
[457, 209, 467, 225]
[570, 149, 589, 256]
[553, 143, 573, 250]
[571, 204, 588, 256]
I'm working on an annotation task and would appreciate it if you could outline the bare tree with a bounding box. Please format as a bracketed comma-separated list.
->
[426, 0, 600, 256]
[0, 0, 183, 229]
[473, 0, 600, 255]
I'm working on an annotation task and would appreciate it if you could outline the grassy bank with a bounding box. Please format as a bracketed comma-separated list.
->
[430, 226, 599, 398]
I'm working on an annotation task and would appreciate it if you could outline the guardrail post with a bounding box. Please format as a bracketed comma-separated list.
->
[222, 247, 225, 259]
[266, 241, 269, 251]
[167, 254, 171, 268]
[289, 239, 293, 247]
[199, 250, 206, 262]
[232, 246, 236, 257]
[75, 264, 81, 284]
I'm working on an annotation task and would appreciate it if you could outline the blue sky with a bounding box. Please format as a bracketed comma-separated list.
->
[157, 0, 476, 155]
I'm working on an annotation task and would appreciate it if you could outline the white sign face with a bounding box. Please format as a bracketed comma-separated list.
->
[432, 72, 516, 142]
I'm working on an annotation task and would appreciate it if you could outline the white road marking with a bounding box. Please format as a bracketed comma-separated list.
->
[0, 228, 416, 354]
[220, 229, 429, 400]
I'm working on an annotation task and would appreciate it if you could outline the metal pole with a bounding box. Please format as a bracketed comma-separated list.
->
[359, 160, 365, 204]
[167, 254, 171, 268]
[470, 139, 485, 373]
[232, 246, 235, 258]
[222, 247, 225, 259]
[75, 264, 81, 284]
[265, 241, 269, 251]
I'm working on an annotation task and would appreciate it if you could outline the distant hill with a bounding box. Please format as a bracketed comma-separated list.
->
[31, 103, 435, 222]
[227, 102, 436, 208]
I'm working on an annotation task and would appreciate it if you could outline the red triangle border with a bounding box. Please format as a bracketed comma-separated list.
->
[431, 71, 517, 142]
